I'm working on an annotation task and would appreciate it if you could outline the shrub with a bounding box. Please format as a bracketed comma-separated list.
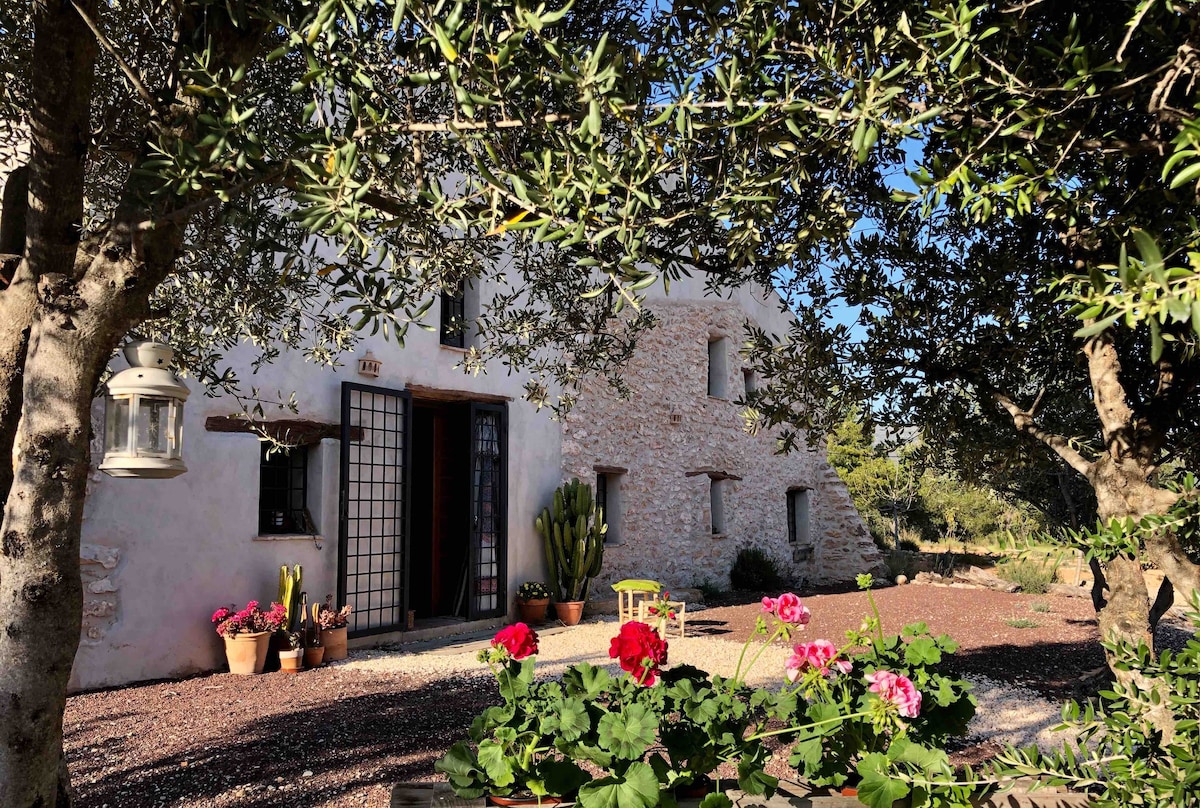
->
[1030, 601, 1051, 613]
[995, 557, 1058, 594]
[730, 546, 784, 590]
[898, 536, 922, 552]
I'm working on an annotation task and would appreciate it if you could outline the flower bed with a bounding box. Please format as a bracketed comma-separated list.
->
[437, 576, 977, 808]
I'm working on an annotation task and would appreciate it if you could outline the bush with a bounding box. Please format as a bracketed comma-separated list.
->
[730, 546, 784, 590]
[897, 536, 922, 552]
[994, 557, 1058, 594]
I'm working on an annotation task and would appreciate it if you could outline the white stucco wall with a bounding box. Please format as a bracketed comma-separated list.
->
[70, 279, 563, 691]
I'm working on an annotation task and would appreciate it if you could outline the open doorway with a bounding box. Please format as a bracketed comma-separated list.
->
[339, 382, 508, 636]
[409, 400, 471, 620]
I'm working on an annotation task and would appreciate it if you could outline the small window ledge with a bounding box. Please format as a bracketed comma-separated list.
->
[439, 343, 471, 354]
[253, 533, 324, 549]
[711, 533, 728, 541]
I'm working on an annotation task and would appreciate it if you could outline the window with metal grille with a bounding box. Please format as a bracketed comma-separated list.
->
[259, 444, 309, 534]
[440, 282, 467, 348]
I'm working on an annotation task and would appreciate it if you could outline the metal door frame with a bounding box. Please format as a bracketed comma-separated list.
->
[467, 401, 508, 621]
[338, 381, 412, 637]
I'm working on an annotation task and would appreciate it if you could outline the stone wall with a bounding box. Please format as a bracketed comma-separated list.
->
[561, 296, 880, 592]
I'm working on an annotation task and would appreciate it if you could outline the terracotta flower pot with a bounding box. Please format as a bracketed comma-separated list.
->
[279, 648, 303, 673]
[304, 646, 325, 668]
[517, 597, 550, 624]
[223, 631, 271, 675]
[320, 626, 348, 661]
[554, 601, 584, 626]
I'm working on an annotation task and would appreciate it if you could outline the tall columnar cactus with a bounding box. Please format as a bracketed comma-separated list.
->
[534, 479, 606, 603]
[278, 564, 302, 632]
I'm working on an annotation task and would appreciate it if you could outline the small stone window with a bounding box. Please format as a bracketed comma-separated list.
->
[743, 368, 757, 396]
[787, 487, 811, 546]
[708, 336, 729, 398]
[710, 478, 726, 535]
[259, 444, 313, 535]
[595, 469, 626, 545]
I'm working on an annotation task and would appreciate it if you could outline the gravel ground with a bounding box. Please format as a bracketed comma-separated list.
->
[65, 585, 1192, 808]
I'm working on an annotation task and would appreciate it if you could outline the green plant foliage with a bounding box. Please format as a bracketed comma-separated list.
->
[993, 596, 1200, 807]
[1003, 618, 1039, 630]
[994, 558, 1059, 595]
[535, 479, 606, 603]
[729, 547, 783, 591]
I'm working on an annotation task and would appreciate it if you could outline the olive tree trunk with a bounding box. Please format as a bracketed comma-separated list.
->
[0, 3, 269, 803]
[994, 328, 1200, 739]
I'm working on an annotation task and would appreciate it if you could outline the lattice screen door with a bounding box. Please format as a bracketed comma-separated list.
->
[338, 382, 412, 637]
[467, 402, 507, 620]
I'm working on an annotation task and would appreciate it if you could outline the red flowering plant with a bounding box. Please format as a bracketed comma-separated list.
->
[436, 623, 589, 802]
[211, 600, 287, 638]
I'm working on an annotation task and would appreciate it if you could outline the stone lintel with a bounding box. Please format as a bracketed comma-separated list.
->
[593, 464, 628, 475]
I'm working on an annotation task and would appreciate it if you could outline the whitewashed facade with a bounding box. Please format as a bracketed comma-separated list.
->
[70, 276, 877, 691]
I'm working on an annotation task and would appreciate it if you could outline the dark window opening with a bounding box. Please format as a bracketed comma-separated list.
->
[440, 281, 467, 348]
[259, 444, 309, 534]
[787, 488, 811, 546]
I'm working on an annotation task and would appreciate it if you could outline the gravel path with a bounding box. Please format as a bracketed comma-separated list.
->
[67, 586, 1179, 808]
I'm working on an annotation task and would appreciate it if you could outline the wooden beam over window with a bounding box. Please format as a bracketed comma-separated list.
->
[685, 468, 743, 482]
[406, 384, 512, 404]
[204, 416, 356, 445]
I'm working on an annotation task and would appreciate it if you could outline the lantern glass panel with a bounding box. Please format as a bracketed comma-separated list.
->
[136, 396, 172, 456]
[106, 396, 132, 454]
[171, 401, 184, 459]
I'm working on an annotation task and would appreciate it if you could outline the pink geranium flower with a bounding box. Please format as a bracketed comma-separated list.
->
[774, 593, 811, 627]
[761, 596, 778, 613]
[866, 670, 922, 718]
[785, 640, 852, 681]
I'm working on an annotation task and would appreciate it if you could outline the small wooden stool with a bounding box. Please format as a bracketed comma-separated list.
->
[639, 599, 687, 638]
[611, 579, 662, 624]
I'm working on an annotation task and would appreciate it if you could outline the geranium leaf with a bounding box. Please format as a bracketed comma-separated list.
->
[578, 761, 660, 808]
[598, 704, 658, 759]
[699, 794, 733, 808]
[477, 740, 516, 787]
[856, 754, 910, 808]
[552, 696, 590, 741]
[538, 759, 590, 796]
[564, 663, 613, 699]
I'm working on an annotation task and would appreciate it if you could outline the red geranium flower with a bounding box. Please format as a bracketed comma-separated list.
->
[609, 621, 668, 685]
[492, 622, 539, 660]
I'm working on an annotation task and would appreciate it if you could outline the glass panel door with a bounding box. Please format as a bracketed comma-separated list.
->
[468, 402, 507, 620]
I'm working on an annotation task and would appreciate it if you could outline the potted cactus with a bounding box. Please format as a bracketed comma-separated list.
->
[534, 479, 605, 626]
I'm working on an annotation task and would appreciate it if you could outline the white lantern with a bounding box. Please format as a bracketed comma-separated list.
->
[99, 341, 190, 479]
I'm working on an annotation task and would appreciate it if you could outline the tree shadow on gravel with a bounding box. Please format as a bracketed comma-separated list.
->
[948, 639, 1108, 701]
[71, 677, 493, 808]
